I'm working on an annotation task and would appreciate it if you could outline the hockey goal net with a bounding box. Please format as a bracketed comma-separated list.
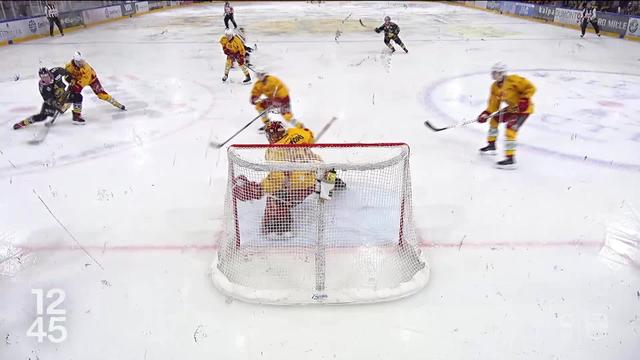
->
[212, 143, 429, 304]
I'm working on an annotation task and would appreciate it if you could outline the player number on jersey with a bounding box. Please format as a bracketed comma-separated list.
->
[26, 289, 67, 343]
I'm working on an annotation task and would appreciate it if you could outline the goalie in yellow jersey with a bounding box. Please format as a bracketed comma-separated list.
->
[250, 71, 304, 133]
[231, 121, 345, 239]
[476, 62, 536, 170]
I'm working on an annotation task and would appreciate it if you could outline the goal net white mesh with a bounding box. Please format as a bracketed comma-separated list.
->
[212, 143, 429, 304]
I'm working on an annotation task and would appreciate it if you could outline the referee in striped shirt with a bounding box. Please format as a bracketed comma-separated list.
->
[45, 2, 64, 37]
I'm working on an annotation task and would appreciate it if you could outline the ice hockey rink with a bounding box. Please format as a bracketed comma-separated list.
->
[1, 1, 640, 359]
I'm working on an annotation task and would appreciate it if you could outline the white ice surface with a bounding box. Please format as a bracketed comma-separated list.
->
[1, 2, 639, 359]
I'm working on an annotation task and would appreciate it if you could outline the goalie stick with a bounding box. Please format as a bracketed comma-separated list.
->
[424, 107, 509, 132]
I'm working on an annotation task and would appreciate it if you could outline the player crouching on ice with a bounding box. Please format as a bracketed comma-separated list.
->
[251, 71, 304, 132]
[13, 67, 79, 130]
[477, 62, 536, 170]
[231, 121, 345, 239]
[65, 51, 126, 124]
[220, 29, 251, 83]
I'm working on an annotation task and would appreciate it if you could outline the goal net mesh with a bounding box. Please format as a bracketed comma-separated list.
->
[212, 143, 429, 304]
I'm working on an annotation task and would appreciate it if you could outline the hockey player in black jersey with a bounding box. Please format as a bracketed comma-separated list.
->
[375, 16, 408, 53]
[13, 67, 80, 130]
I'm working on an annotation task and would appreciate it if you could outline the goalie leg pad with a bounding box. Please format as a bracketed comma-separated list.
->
[262, 197, 292, 234]
[232, 175, 263, 201]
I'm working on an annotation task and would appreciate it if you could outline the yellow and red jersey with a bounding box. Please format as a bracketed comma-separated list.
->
[485, 74, 536, 114]
[261, 127, 318, 193]
[251, 75, 289, 102]
[219, 35, 245, 57]
[64, 61, 97, 88]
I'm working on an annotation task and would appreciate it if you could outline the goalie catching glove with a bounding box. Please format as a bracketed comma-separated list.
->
[232, 175, 263, 201]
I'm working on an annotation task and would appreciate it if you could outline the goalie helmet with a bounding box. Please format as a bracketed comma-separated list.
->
[265, 121, 286, 143]
[491, 62, 507, 81]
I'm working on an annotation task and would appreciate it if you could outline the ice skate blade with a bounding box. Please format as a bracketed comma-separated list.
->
[479, 150, 497, 156]
[494, 162, 518, 170]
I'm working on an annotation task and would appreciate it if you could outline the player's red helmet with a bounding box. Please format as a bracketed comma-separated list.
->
[265, 121, 286, 143]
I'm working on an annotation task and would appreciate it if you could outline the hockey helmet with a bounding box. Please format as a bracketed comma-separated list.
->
[254, 68, 267, 81]
[491, 62, 507, 81]
[265, 121, 286, 143]
[224, 28, 234, 38]
[38, 67, 53, 84]
[72, 51, 85, 66]
[384, 16, 391, 23]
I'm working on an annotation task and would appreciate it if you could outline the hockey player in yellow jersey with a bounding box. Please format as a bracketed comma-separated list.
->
[65, 51, 125, 124]
[250, 71, 304, 132]
[220, 29, 251, 84]
[477, 62, 536, 169]
[230, 122, 344, 238]
[230, 121, 314, 238]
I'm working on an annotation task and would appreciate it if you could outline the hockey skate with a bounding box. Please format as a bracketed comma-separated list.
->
[222, 74, 228, 82]
[72, 112, 86, 125]
[495, 156, 517, 170]
[13, 118, 32, 130]
[478, 142, 497, 156]
[243, 75, 251, 84]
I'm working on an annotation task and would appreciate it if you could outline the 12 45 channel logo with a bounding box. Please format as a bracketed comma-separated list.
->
[26, 289, 67, 343]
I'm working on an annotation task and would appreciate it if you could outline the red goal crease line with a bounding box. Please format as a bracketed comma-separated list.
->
[13, 240, 604, 253]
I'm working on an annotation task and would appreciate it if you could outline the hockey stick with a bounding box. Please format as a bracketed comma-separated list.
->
[209, 108, 271, 149]
[246, 64, 258, 74]
[28, 110, 62, 145]
[314, 117, 337, 142]
[424, 107, 509, 132]
[359, 19, 372, 28]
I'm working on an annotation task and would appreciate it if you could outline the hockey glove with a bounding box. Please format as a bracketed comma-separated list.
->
[375, 28, 382, 33]
[258, 99, 272, 109]
[518, 98, 530, 113]
[477, 111, 490, 123]
[232, 175, 263, 201]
